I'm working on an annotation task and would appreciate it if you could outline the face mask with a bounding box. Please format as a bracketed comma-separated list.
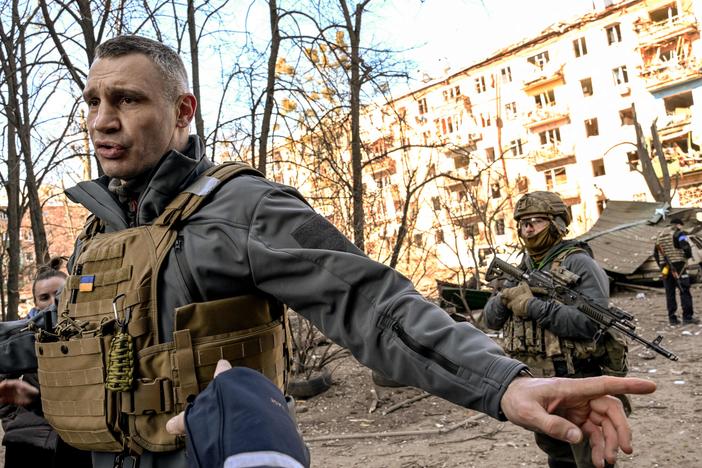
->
[523, 226, 562, 262]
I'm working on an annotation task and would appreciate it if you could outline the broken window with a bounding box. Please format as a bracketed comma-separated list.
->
[545, 167, 567, 190]
[627, 151, 639, 171]
[475, 76, 486, 93]
[463, 224, 478, 239]
[527, 51, 550, 69]
[435, 229, 444, 243]
[501, 66, 512, 83]
[539, 127, 561, 145]
[585, 118, 599, 137]
[495, 218, 506, 235]
[504, 101, 518, 119]
[432, 197, 441, 210]
[480, 113, 492, 127]
[573, 37, 588, 57]
[663, 91, 693, 116]
[534, 89, 556, 108]
[606, 23, 622, 45]
[619, 107, 634, 125]
[486, 147, 495, 163]
[612, 65, 629, 85]
[580, 77, 593, 96]
[592, 158, 606, 177]
[649, 3, 678, 22]
[453, 153, 468, 169]
[491, 183, 501, 199]
[510, 139, 524, 156]
[413, 233, 424, 247]
[418, 97, 428, 115]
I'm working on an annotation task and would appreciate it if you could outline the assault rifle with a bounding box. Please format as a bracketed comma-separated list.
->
[486, 257, 679, 361]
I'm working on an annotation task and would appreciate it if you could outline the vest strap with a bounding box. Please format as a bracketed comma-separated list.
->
[174, 329, 199, 402]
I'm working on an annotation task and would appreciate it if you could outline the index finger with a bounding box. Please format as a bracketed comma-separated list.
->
[567, 376, 656, 400]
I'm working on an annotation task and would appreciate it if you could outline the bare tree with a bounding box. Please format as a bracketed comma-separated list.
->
[632, 103, 675, 203]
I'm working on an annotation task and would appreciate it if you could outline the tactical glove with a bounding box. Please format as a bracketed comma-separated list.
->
[500, 281, 534, 319]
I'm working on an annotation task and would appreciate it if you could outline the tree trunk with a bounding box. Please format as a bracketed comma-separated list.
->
[341, 0, 369, 252]
[4, 112, 22, 322]
[257, 0, 281, 177]
[187, 0, 205, 141]
[18, 28, 50, 266]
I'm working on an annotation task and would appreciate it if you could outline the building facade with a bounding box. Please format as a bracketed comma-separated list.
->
[349, 0, 702, 288]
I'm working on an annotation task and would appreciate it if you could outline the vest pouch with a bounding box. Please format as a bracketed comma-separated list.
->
[126, 296, 286, 452]
[36, 335, 123, 452]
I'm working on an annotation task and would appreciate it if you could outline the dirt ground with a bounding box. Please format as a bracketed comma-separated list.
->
[1, 287, 699, 467]
[297, 287, 702, 468]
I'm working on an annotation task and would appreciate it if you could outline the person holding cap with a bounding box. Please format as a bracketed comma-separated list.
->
[654, 217, 699, 326]
[166, 360, 310, 468]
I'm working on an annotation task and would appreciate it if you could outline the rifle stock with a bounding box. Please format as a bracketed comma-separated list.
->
[487, 257, 679, 361]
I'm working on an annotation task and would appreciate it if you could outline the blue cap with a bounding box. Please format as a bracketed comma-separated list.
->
[185, 367, 310, 468]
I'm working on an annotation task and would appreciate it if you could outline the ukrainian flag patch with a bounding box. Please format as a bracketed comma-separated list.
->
[79, 275, 95, 292]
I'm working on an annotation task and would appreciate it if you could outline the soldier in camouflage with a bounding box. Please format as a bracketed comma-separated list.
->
[484, 191, 629, 468]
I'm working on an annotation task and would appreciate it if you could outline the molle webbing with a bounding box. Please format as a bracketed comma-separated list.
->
[37, 162, 288, 454]
[657, 229, 686, 263]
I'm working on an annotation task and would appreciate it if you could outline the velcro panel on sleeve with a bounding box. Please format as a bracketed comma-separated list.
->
[291, 214, 360, 253]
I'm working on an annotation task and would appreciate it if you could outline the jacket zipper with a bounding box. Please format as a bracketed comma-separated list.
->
[391, 322, 460, 375]
[174, 235, 201, 303]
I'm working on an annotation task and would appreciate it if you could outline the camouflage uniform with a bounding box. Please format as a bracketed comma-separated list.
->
[484, 192, 628, 468]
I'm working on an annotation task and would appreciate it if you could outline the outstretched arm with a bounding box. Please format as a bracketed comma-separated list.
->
[0, 379, 38, 406]
[500, 375, 656, 468]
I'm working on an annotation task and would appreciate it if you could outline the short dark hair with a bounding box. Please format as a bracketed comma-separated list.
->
[95, 35, 189, 102]
[33, 257, 68, 301]
[670, 217, 684, 226]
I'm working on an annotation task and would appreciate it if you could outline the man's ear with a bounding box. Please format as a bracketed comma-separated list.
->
[176, 94, 197, 128]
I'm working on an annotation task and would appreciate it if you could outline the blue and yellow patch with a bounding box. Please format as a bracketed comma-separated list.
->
[79, 275, 95, 292]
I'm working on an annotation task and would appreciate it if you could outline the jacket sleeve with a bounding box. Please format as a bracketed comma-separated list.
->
[483, 294, 511, 330]
[244, 184, 525, 419]
[675, 231, 693, 259]
[524, 253, 606, 340]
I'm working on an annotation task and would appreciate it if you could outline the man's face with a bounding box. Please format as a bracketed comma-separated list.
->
[83, 54, 180, 179]
[518, 216, 550, 239]
[34, 276, 65, 311]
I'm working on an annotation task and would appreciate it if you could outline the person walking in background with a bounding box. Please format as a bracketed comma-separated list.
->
[654, 218, 699, 326]
[483, 191, 630, 468]
[0, 258, 92, 468]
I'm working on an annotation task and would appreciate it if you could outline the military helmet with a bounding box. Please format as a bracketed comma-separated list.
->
[514, 191, 571, 225]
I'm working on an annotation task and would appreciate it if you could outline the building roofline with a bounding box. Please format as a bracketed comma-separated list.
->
[390, 0, 646, 104]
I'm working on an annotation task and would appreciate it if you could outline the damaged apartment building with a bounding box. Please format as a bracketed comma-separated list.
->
[357, 0, 702, 276]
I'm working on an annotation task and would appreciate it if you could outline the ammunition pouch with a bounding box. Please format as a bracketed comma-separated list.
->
[37, 296, 286, 453]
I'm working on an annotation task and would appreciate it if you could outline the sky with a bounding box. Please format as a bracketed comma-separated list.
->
[367, 0, 597, 81]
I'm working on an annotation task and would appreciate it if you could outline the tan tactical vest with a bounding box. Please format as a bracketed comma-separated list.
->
[503, 247, 627, 377]
[35, 162, 288, 454]
[656, 228, 686, 264]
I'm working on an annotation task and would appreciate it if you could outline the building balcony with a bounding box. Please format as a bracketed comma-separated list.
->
[640, 56, 702, 93]
[369, 154, 396, 177]
[658, 109, 692, 141]
[523, 67, 566, 96]
[527, 144, 576, 170]
[635, 14, 699, 47]
[522, 104, 570, 130]
[551, 183, 580, 201]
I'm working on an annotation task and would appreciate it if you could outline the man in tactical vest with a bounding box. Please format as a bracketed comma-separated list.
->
[484, 191, 629, 468]
[654, 218, 699, 326]
[0, 36, 656, 468]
